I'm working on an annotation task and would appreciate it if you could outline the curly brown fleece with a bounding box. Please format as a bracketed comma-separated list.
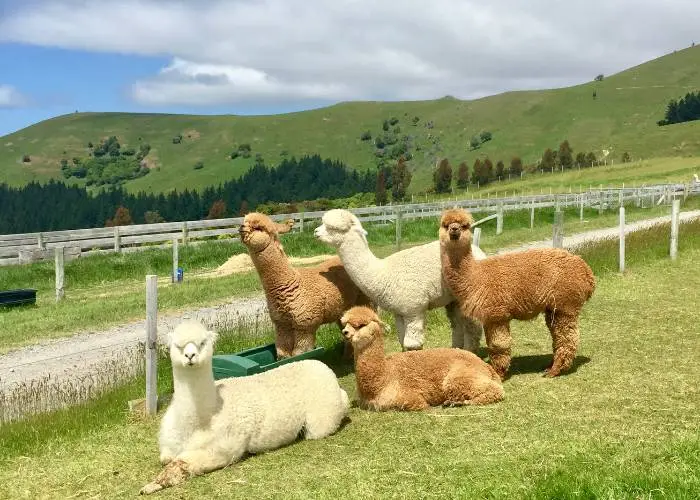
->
[239, 213, 373, 358]
[439, 208, 595, 379]
[340, 306, 503, 411]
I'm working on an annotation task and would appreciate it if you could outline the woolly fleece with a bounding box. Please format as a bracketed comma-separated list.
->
[341, 306, 504, 411]
[439, 208, 596, 379]
[140, 319, 349, 494]
[240, 212, 373, 358]
[314, 208, 485, 351]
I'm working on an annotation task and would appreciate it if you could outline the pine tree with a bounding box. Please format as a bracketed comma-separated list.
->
[375, 170, 388, 205]
[541, 148, 555, 171]
[471, 158, 482, 185]
[483, 158, 494, 181]
[207, 200, 227, 219]
[558, 140, 573, 169]
[432, 158, 452, 193]
[575, 152, 586, 168]
[239, 200, 250, 216]
[495, 160, 505, 179]
[391, 157, 412, 201]
[509, 157, 523, 176]
[456, 161, 469, 189]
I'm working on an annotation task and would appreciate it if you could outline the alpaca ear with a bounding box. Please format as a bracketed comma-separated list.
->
[208, 329, 219, 345]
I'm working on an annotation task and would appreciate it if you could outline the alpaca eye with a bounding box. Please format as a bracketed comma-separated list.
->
[200, 341, 206, 348]
[462, 224, 469, 230]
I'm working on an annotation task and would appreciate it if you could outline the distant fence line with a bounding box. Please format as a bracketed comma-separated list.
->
[1, 182, 698, 266]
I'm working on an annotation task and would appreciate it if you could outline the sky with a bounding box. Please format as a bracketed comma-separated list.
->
[0, 0, 698, 137]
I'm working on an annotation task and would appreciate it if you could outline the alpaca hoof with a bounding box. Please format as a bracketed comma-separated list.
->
[402, 338, 423, 351]
[140, 482, 163, 495]
[543, 367, 559, 378]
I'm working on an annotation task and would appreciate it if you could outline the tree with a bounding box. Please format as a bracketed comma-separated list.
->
[456, 161, 469, 189]
[541, 148, 556, 171]
[480, 131, 493, 143]
[469, 135, 481, 150]
[144, 211, 165, 224]
[471, 158, 483, 185]
[432, 158, 452, 194]
[375, 169, 388, 205]
[382, 119, 390, 131]
[207, 200, 227, 219]
[585, 152, 597, 167]
[22, 154, 31, 163]
[391, 157, 412, 201]
[558, 140, 573, 169]
[509, 157, 523, 177]
[594, 74, 604, 81]
[575, 152, 586, 168]
[495, 160, 505, 179]
[621, 151, 631, 163]
[483, 158, 494, 181]
[239, 200, 250, 216]
[106, 206, 133, 227]
[360, 130, 372, 141]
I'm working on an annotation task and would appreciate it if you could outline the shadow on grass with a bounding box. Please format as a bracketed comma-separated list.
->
[507, 354, 592, 378]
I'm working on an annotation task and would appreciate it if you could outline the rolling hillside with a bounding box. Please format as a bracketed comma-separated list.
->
[1, 45, 699, 194]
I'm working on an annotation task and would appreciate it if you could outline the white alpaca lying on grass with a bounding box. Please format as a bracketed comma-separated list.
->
[140, 319, 350, 495]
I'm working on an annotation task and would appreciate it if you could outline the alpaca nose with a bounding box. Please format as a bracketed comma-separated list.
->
[449, 227, 460, 240]
[185, 352, 195, 361]
[341, 328, 350, 338]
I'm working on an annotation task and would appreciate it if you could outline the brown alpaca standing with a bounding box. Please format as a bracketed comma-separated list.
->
[341, 306, 503, 411]
[438, 208, 595, 379]
[239, 212, 373, 358]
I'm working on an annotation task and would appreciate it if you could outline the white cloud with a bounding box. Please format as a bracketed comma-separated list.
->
[1, 1, 698, 106]
[0, 85, 27, 108]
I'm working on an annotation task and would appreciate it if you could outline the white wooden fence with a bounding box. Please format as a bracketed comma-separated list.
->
[1, 182, 697, 266]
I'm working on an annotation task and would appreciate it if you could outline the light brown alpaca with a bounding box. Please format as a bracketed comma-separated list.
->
[274, 218, 295, 234]
[439, 208, 596, 379]
[239, 212, 373, 358]
[341, 306, 503, 411]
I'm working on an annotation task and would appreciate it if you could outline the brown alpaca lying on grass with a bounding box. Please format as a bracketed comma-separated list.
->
[439, 208, 596, 379]
[340, 306, 504, 411]
[239, 212, 373, 358]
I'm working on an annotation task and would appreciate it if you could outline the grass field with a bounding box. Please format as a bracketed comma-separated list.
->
[1, 46, 699, 193]
[1, 196, 698, 353]
[0, 220, 698, 499]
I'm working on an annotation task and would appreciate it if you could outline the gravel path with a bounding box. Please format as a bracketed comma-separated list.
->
[1, 209, 698, 393]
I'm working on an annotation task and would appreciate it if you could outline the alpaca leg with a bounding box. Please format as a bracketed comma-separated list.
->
[442, 369, 504, 406]
[291, 329, 316, 356]
[445, 302, 464, 349]
[447, 302, 483, 352]
[394, 315, 407, 346]
[484, 323, 513, 379]
[546, 312, 580, 377]
[304, 396, 347, 440]
[402, 315, 425, 351]
[274, 323, 295, 359]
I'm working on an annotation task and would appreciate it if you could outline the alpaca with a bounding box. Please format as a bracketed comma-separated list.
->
[274, 218, 295, 234]
[340, 306, 503, 411]
[438, 208, 596, 379]
[140, 320, 349, 495]
[314, 208, 486, 352]
[239, 212, 373, 358]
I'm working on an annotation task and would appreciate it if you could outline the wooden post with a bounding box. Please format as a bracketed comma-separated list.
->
[670, 199, 680, 260]
[182, 221, 189, 246]
[530, 202, 535, 229]
[145, 275, 158, 416]
[299, 212, 305, 233]
[395, 208, 403, 251]
[113, 226, 121, 253]
[473, 227, 482, 248]
[37, 232, 45, 249]
[496, 204, 503, 235]
[619, 207, 625, 273]
[579, 194, 584, 221]
[598, 191, 603, 215]
[553, 210, 564, 248]
[55, 247, 65, 302]
[172, 237, 179, 284]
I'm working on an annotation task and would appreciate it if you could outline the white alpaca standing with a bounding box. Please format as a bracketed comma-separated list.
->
[140, 320, 349, 495]
[314, 209, 486, 351]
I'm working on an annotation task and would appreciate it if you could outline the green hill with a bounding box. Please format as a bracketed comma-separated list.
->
[2, 45, 699, 194]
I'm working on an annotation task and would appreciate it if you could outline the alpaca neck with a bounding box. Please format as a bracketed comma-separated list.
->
[336, 233, 385, 292]
[353, 338, 390, 400]
[442, 243, 477, 304]
[248, 241, 299, 294]
[172, 362, 218, 418]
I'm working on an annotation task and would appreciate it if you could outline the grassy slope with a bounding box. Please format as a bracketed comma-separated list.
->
[1, 47, 699, 193]
[1, 230, 698, 499]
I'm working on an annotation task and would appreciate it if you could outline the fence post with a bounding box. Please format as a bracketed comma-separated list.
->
[598, 191, 603, 215]
[37, 232, 45, 249]
[182, 221, 189, 246]
[395, 207, 403, 251]
[473, 227, 482, 248]
[579, 194, 584, 221]
[55, 246, 65, 302]
[172, 237, 179, 284]
[496, 204, 503, 235]
[670, 199, 680, 260]
[299, 212, 305, 233]
[530, 201, 535, 229]
[619, 207, 625, 273]
[145, 275, 158, 416]
[553, 210, 564, 248]
[113, 226, 121, 253]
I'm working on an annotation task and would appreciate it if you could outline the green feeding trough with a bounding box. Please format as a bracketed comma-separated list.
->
[0, 289, 37, 308]
[212, 343, 326, 380]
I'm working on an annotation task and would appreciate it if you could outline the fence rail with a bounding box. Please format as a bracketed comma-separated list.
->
[1, 182, 698, 266]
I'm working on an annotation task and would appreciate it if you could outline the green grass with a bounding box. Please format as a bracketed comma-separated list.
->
[2, 196, 698, 353]
[0, 230, 698, 499]
[1, 46, 699, 193]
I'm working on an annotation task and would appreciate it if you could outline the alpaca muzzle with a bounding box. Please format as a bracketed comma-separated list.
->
[448, 227, 461, 240]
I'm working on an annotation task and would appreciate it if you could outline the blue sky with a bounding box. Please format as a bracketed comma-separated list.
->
[1, 0, 697, 138]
